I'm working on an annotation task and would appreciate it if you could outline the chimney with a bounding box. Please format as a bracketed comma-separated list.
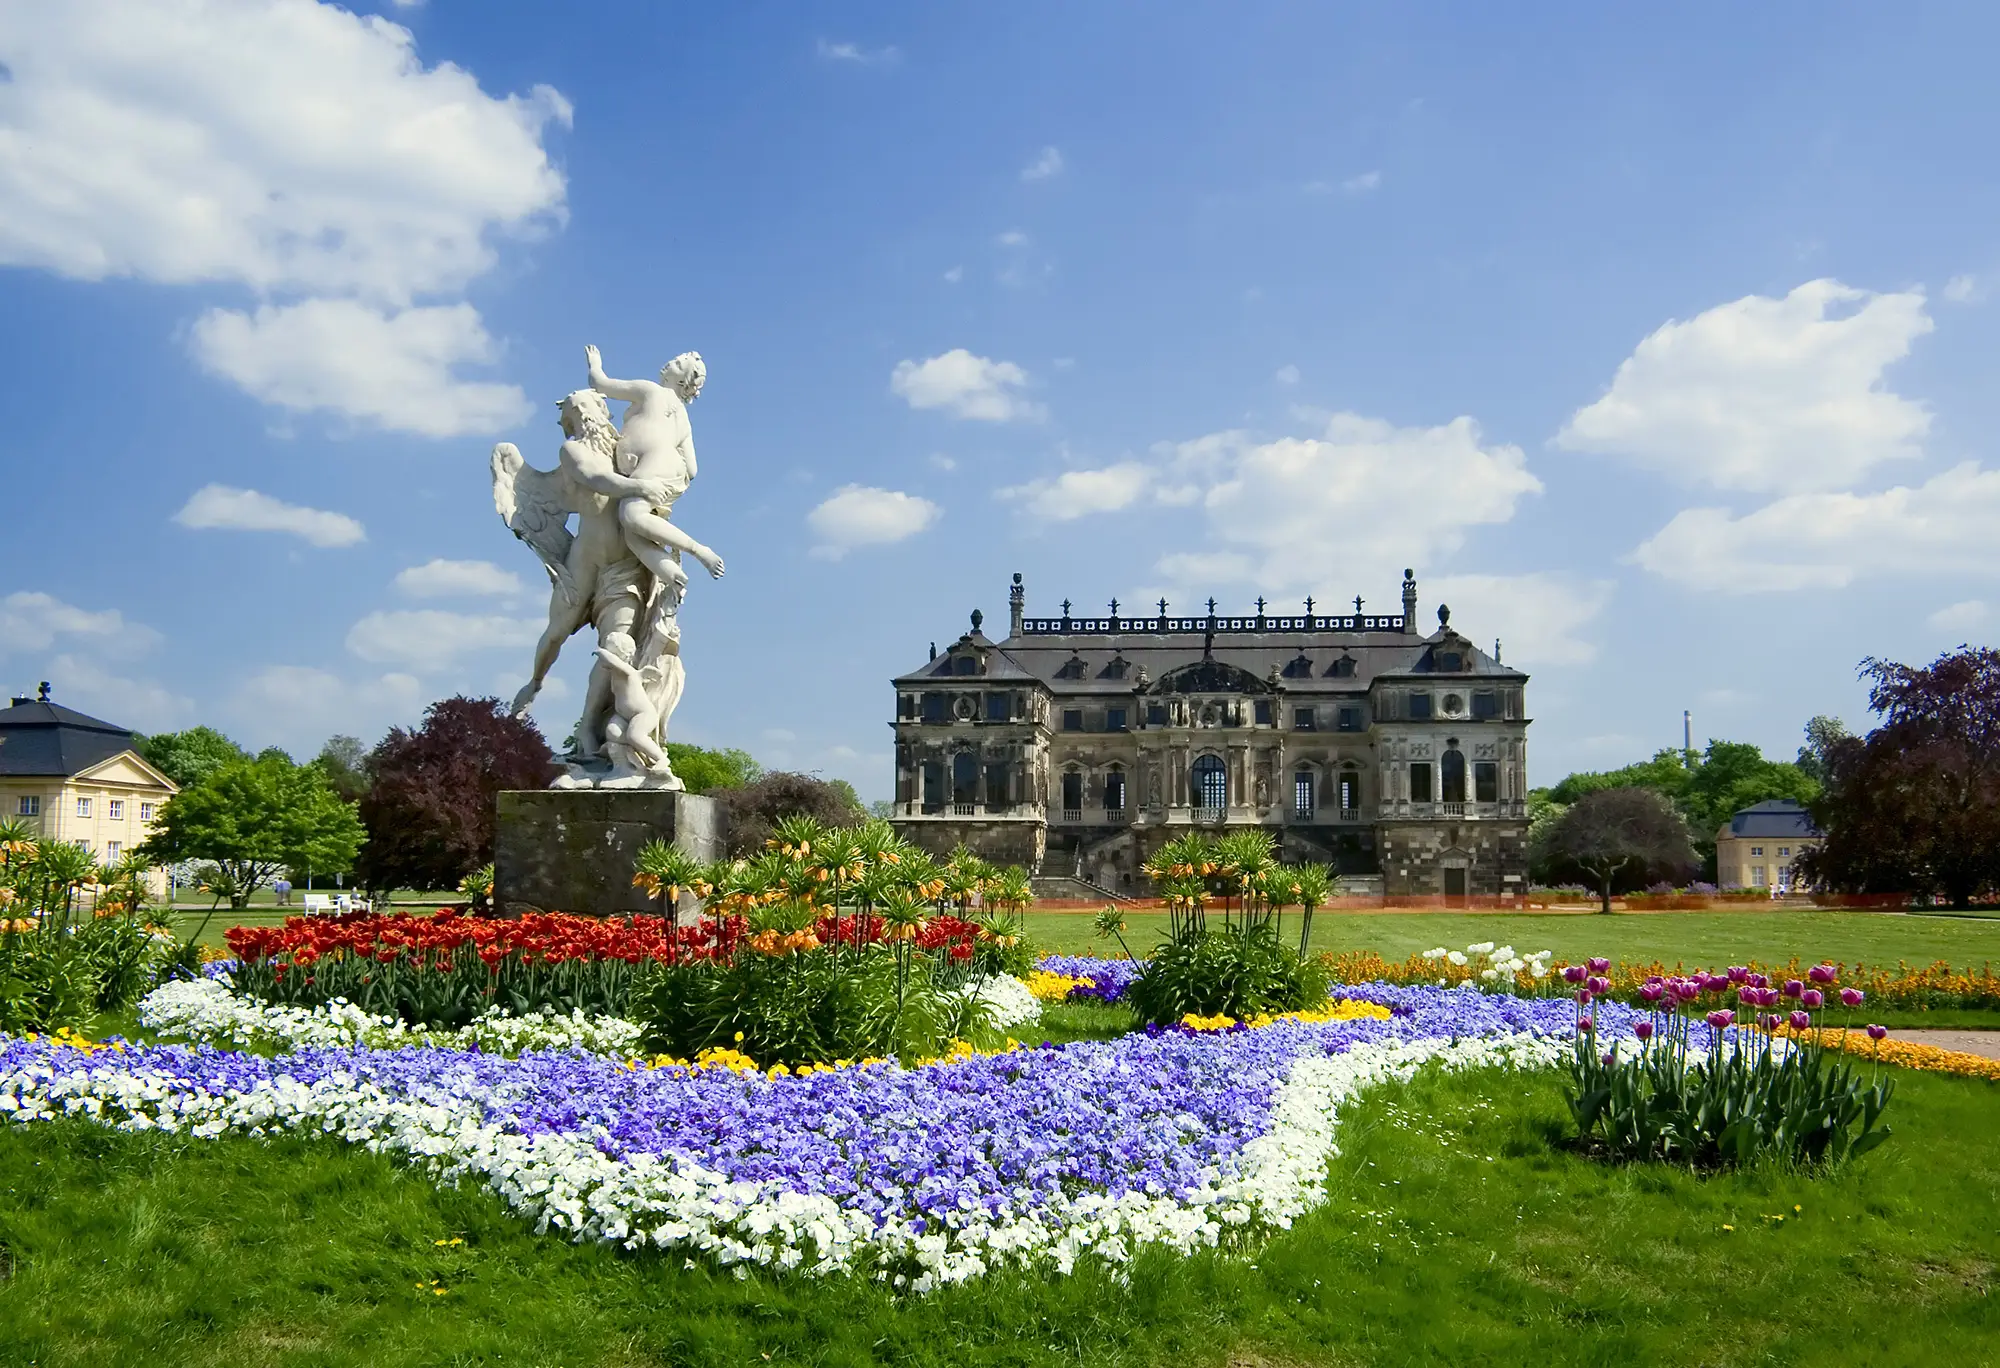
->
[1402, 569, 1417, 634]
[1009, 572, 1025, 636]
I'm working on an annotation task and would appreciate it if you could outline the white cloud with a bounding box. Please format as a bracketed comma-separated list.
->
[1423, 574, 1614, 667]
[190, 300, 530, 437]
[998, 462, 1151, 521]
[0, 0, 568, 433]
[1633, 463, 2000, 592]
[1928, 600, 1990, 634]
[806, 486, 940, 559]
[226, 664, 425, 752]
[817, 39, 899, 65]
[344, 609, 540, 670]
[0, 591, 160, 656]
[172, 484, 365, 547]
[1020, 147, 1064, 182]
[1274, 364, 1300, 386]
[0, 0, 569, 303]
[942, 266, 963, 284]
[45, 654, 193, 732]
[890, 349, 1044, 422]
[1942, 274, 1982, 304]
[929, 454, 958, 472]
[996, 230, 1029, 248]
[394, 558, 525, 598]
[1342, 171, 1382, 194]
[1556, 279, 1933, 493]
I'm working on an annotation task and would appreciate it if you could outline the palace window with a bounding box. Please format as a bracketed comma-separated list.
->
[1147, 703, 1169, 726]
[1106, 706, 1128, 732]
[1778, 846, 1791, 857]
[1437, 652, 1463, 672]
[1192, 755, 1227, 811]
[921, 693, 948, 723]
[1338, 771, 1360, 813]
[1104, 767, 1126, 813]
[1750, 846, 1764, 856]
[1281, 654, 1313, 679]
[1294, 770, 1315, 819]
[1472, 690, 1498, 719]
[986, 693, 1011, 722]
[953, 655, 979, 676]
[1057, 656, 1087, 680]
[1292, 707, 1316, 731]
[108, 799, 124, 820]
[1441, 750, 1467, 804]
[1474, 761, 1498, 803]
[139, 803, 154, 822]
[105, 841, 121, 861]
[1410, 762, 1434, 804]
[1062, 709, 1083, 731]
[898, 694, 916, 720]
[1253, 700, 1273, 726]
[1752, 865, 1767, 887]
[1100, 657, 1129, 680]
[17, 796, 39, 817]
[1061, 770, 1084, 812]
[984, 762, 1011, 807]
[952, 752, 979, 805]
[1409, 693, 1433, 720]
[76, 797, 91, 818]
[1337, 705, 1363, 732]
[1326, 656, 1357, 678]
[922, 762, 945, 812]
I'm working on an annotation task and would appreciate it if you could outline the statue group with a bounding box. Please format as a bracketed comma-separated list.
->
[491, 345, 725, 789]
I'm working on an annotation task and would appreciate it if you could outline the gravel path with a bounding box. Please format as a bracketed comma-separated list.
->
[1887, 1030, 2000, 1061]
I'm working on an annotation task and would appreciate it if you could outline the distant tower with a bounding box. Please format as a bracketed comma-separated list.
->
[1009, 572, 1025, 637]
[1684, 709, 1693, 758]
[1402, 569, 1418, 634]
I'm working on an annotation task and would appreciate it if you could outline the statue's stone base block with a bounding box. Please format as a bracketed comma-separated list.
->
[495, 789, 721, 917]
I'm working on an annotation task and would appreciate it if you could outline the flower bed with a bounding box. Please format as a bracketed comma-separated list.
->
[0, 984, 1618, 1290]
[1033, 955, 1145, 1003]
[1778, 1025, 2000, 1082]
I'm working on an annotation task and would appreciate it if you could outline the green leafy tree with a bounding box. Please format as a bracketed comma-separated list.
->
[1795, 715, 1852, 783]
[315, 735, 371, 802]
[1547, 740, 1818, 876]
[138, 754, 363, 907]
[134, 726, 247, 788]
[664, 743, 763, 795]
[1535, 787, 1699, 913]
[717, 772, 865, 857]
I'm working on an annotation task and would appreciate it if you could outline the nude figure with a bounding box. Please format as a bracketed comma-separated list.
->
[583, 344, 726, 596]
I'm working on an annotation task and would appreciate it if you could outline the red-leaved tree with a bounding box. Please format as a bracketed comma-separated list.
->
[354, 696, 559, 897]
[1799, 647, 2000, 908]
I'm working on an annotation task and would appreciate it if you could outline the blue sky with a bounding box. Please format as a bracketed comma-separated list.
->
[2, 1, 1997, 800]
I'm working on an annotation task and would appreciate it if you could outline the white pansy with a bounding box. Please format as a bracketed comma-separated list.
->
[952, 975, 1042, 1033]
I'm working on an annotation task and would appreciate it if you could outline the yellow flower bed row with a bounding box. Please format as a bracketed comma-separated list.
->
[1024, 970, 1094, 1002]
[1178, 999, 1393, 1032]
[1777, 1025, 2000, 1082]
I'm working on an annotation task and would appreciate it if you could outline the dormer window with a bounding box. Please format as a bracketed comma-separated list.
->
[1056, 655, 1087, 680]
[953, 654, 979, 676]
[1436, 651, 1463, 673]
[1100, 656, 1129, 680]
[1326, 656, 1357, 678]
[1281, 653, 1313, 679]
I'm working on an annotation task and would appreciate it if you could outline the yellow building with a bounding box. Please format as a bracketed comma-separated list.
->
[0, 684, 178, 891]
[1715, 798, 1820, 893]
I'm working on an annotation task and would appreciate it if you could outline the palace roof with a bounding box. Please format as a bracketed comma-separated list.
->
[0, 695, 144, 777]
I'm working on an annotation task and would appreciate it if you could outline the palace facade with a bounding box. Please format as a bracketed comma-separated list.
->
[889, 573, 1530, 899]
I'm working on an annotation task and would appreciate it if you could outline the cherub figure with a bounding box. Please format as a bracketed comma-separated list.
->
[583, 344, 725, 601]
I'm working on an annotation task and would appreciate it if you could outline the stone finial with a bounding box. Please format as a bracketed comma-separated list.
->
[37, 681, 51, 702]
[970, 608, 984, 633]
[1438, 603, 1451, 629]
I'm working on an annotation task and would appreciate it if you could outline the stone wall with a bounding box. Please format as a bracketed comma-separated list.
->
[495, 789, 721, 916]
[1377, 821, 1528, 896]
[892, 817, 1045, 869]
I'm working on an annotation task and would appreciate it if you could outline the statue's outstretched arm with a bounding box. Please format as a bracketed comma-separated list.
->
[584, 343, 650, 403]
[561, 439, 673, 506]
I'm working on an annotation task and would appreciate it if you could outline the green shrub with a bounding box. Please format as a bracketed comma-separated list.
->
[635, 947, 953, 1066]
[1125, 923, 1330, 1026]
[0, 935, 101, 1034]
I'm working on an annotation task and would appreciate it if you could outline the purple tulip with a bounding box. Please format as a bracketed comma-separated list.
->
[1763, 988, 1785, 1009]
[1639, 983, 1665, 1004]
[1866, 1023, 1888, 1041]
[1563, 964, 1586, 985]
[1577, 989, 1594, 1006]
[1737, 986, 1757, 1006]
[1588, 957, 1611, 974]
[1633, 1020, 1654, 1041]
[1587, 976, 1610, 995]
[1601, 1052, 1616, 1066]
[1706, 1010, 1734, 1031]
[1788, 1010, 1811, 1031]
[1676, 980, 1703, 1003]
[1808, 963, 1837, 985]
[1727, 966, 1749, 984]
[1577, 1016, 1594, 1033]
[1801, 988, 1824, 1009]
[1840, 987, 1864, 1007]
[1782, 979, 1804, 1000]
[1747, 972, 1769, 990]
[1759, 1013, 1782, 1031]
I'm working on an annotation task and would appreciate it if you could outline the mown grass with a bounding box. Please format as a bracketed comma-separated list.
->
[1, 1059, 1993, 1367]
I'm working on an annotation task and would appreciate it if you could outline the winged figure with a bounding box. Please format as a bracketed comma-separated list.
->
[491, 441, 579, 608]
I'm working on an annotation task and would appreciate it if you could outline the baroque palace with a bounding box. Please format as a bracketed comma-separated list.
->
[890, 573, 1530, 899]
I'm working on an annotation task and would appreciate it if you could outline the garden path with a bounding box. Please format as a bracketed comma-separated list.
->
[1889, 1028, 2000, 1061]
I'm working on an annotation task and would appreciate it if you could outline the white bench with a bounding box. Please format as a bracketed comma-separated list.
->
[302, 893, 332, 913]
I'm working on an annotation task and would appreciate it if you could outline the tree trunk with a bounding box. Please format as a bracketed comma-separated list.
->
[1600, 872, 1614, 915]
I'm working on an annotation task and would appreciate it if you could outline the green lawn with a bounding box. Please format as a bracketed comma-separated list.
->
[1027, 907, 2000, 971]
[2, 1063, 1992, 1367]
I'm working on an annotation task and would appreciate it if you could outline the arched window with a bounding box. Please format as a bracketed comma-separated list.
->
[1293, 768, 1315, 818]
[1192, 754, 1227, 812]
[952, 752, 979, 805]
[1441, 748, 1467, 804]
[1338, 767, 1360, 815]
[1104, 765, 1126, 814]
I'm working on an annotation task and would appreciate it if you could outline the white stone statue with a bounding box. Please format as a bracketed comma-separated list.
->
[490, 345, 725, 789]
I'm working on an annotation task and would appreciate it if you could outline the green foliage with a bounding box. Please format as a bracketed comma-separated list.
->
[1125, 923, 1330, 1026]
[665, 742, 763, 795]
[1569, 1029, 1893, 1169]
[0, 934, 101, 1034]
[230, 945, 642, 1029]
[133, 725, 248, 788]
[635, 948, 951, 1066]
[138, 753, 364, 907]
[1547, 739, 1819, 854]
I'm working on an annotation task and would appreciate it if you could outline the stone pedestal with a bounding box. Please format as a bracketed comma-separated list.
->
[494, 789, 722, 917]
